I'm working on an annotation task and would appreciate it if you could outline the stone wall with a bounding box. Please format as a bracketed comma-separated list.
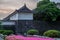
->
[16, 20, 60, 35]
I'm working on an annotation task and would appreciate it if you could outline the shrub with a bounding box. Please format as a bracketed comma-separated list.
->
[5, 35, 54, 40]
[0, 30, 14, 35]
[5, 35, 24, 40]
[27, 29, 39, 35]
[3, 30, 14, 35]
[43, 30, 60, 38]
[0, 30, 4, 34]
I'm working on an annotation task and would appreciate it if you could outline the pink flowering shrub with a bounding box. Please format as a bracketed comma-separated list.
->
[5, 35, 55, 40]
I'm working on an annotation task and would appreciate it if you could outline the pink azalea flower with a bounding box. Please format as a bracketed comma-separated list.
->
[5, 35, 55, 40]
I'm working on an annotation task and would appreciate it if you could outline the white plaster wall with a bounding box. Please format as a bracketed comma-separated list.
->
[10, 13, 18, 20]
[1, 22, 15, 25]
[10, 13, 33, 20]
[18, 13, 33, 20]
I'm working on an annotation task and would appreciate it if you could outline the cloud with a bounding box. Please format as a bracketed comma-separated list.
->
[0, 0, 38, 9]
[0, 0, 60, 19]
[0, 13, 10, 20]
[0, 9, 14, 13]
[0, 0, 38, 19]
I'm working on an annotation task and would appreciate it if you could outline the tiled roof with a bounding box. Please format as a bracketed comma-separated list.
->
[17, 4, 33, 13]
[3, 4, 33, 21]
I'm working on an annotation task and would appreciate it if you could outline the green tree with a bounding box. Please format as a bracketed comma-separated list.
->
[0, 21, 3, 30]
[34, 0, 60, 21]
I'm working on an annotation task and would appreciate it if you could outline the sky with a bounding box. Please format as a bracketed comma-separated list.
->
[0, 0, 40, 20]
[0, 0, 60, 20]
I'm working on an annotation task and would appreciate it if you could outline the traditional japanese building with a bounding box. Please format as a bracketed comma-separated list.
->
[1, 4, 34, 34]
[1, 3, 60, 35]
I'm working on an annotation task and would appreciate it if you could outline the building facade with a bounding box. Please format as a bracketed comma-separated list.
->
[1, 4, 34, 34]
[1, 3, 60, 35]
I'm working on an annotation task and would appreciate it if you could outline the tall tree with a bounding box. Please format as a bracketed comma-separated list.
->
[34, 0, 60, 21]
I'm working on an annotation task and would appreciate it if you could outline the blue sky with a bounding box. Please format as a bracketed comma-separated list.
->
[0, 0, 60, 19]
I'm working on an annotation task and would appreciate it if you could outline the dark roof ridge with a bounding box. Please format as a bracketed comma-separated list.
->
[17, 4, 33, 13]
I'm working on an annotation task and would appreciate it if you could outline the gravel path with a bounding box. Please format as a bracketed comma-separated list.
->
[55, 38, 60, 40]
[0, 37, 4, 40]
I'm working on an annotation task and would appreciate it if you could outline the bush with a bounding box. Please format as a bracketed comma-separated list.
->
[3, 30, 14, 35]
[0, 30, 14, 35]
[5, 35, 54, 40]
[5, 35, 24, 40]
[43, 30, 60, 38]
[27, 29, 39, 35]
[0, 30, 4, 34]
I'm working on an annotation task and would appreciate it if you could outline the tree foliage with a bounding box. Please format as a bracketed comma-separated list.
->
[0, 21, 3, 30]
[34, 0, 60, 21]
